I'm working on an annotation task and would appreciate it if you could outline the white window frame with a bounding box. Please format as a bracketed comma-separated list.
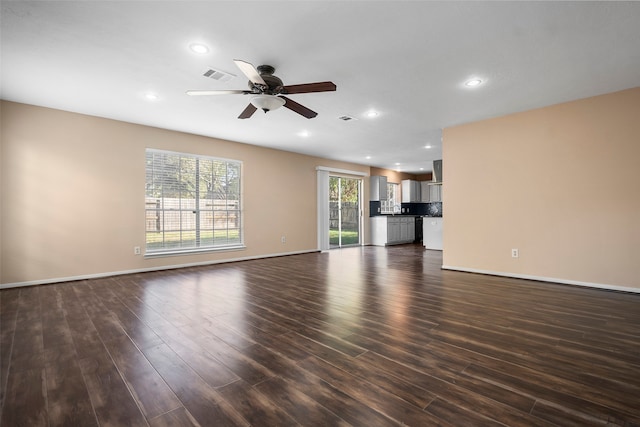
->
[145, 149, 244, 257]
[389, 182, 401, 206]
[382, 182, 400, 214]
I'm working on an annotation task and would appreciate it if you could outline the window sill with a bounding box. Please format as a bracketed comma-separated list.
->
[144, 244, 246, 259]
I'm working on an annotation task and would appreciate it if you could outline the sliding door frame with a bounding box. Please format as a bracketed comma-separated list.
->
[316, 166, 367, 252]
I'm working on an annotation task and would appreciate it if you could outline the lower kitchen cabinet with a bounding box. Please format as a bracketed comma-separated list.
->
[371, 216, 415, 246]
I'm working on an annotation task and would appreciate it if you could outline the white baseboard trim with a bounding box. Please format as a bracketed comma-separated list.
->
[441, 265, 640, 294]
[0, 249, 320, 290]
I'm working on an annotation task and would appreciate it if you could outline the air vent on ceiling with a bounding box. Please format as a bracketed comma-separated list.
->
[202, 68, 236, 83]
[338, 115, 357, 121]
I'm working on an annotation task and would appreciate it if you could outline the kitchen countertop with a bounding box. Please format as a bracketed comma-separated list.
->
[372, 214, 442, 217]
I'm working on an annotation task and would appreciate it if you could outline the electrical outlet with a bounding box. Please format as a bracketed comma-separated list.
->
[281, 236, 286, 244]
[511, 248, 519, 258]
[134, 246, 141, 255]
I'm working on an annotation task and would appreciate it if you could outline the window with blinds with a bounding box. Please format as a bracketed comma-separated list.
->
[145, 149, 243, 255]
[382, 182, 400, 214]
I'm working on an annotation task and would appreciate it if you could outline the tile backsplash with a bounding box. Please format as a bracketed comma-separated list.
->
[427, 202, 442, 217]
[370, 201, 442, 217]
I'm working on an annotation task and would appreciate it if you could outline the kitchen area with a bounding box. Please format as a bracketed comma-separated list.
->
[369, 160, 443, 250]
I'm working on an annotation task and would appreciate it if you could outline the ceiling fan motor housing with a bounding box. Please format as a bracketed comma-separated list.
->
[248, 65, 284, 94]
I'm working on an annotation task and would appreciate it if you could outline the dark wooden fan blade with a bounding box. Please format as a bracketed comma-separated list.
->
[281, 96, 318, 119]
[282, 81, 336, 94]
[233, 59, 267, 86]
[238, 103, 258, 119]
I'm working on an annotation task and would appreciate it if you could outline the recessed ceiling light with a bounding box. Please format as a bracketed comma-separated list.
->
[189, 43, 209, 54]
[465, 78, 483, 87]
[365, 155, 372, 160]
[424, 145, 432, 149]
[366, 110, 379, 118]
[395, 162, 401, 166]
[145, 92, 159, 101]
[420, 168, 424, 171]
[298, 130, 309, 137]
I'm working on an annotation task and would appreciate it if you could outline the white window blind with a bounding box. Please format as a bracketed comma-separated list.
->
[145, 149, 243, 255]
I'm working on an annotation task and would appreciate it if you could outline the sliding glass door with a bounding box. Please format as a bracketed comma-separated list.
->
[329, 176, 361, 248]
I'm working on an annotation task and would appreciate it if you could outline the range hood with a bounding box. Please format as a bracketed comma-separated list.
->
[433, 159, 443, 183]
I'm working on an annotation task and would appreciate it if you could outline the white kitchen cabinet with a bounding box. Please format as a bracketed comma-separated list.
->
[388, 217, 401, 242]
[429, 183, 442, 202]
[421, 181, 430, 202]
[371, 216, 415, 246]
[400, 217, 415, 242]
[401, 180, 421, 202]
[399, 218, 408, 241]
[420, 182, 443, 203]
[370, 176, 388, 201]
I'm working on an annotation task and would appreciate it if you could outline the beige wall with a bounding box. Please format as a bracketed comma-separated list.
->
[443, 87, 640, 290]
[1, 101, 370, 285]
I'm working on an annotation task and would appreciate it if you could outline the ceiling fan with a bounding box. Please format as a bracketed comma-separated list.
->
[186, 60, 336, 119]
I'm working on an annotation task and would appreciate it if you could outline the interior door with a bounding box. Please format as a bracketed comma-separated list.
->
[329, 176, 361, 248]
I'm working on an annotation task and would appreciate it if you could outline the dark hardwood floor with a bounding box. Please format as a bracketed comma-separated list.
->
[1, 245, 639, 426]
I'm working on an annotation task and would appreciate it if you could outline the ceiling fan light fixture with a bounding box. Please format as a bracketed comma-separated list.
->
[250, 95, 285, 112]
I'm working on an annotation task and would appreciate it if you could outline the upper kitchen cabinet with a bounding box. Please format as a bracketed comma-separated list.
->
[421, 182, 442, 202]
[401, 179, 421, 202]
[420, 181, 442, 203]
[370, 175, 388, 201]
[421, 181, 430, 202]
[429, 183, 442, 202]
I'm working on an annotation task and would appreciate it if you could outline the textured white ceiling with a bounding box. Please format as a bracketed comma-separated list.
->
[2, 1, 640, 173]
